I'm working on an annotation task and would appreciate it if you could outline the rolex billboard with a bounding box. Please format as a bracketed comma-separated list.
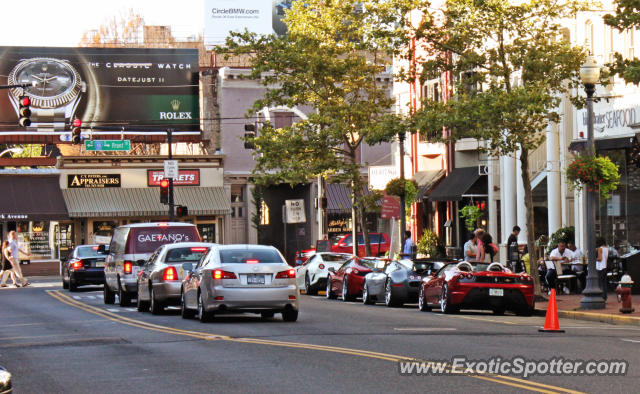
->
[0, 46, 200, 142]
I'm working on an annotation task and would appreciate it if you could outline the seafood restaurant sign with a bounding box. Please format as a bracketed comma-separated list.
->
[578, 96, 640, 139]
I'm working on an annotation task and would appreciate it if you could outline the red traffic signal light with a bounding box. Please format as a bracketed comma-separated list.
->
[71, 119, 82, 144]
[176, 205, 188, 217]
[160, 179, 169, 204]
[18, 95, 31, 127]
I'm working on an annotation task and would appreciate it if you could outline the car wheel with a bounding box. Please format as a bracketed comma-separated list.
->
[150, 287, 164, 315]
[326, 276, 337, 299]
[261, 311, 275, 319]
[342, 278, 355, 302]
[440, 284, 456, 314]
[385, 280, 402, 307]
[198, 292, 213, 323]
[418, 285, 431, 312]
[103, 281, 115, 304]
[362, 281, 374, 305]
[69, 276, 77, 292]
[282, 309, 298, 322]
[118, 278, 131, 307]
[180, 290, 195, 319]
[137, 289, 150, 312]
[305, 274, 317, 295]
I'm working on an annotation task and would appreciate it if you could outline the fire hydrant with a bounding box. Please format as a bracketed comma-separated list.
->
[616, 274, 635, 314]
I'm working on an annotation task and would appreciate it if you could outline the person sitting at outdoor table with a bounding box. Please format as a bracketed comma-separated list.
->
[568, 242, 586, 292]
[548, 241, 574, 294]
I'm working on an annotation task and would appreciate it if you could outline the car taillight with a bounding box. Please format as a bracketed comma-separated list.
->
[71, 260, 84, 270]
[275, 269, 296, 279]
[213, 270, 237, 280]
[190, 247, 208, 252]
[318, 263, 325, 270]
[246, 259, 259, 264]
[163, 266, 178, 281]
[124, 261, 133, 274]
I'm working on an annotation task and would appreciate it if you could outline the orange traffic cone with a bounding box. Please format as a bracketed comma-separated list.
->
[539, 289, 565, 333]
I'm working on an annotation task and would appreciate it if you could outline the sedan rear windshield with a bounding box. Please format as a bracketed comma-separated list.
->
[164, 247, 209, 263]
[77, 246, 107, 258]
[219, 249, 285, 264]
[322, 254, 349, 262]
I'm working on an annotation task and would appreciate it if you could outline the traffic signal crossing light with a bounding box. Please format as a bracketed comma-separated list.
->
[18, 96, 31, 127]
[244, 123, 256, 149]
[160, 179, 169, 204]
[176, 205, 188, 217]
[71, 119, 82, 144]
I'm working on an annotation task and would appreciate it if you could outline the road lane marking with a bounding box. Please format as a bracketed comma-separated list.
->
[621, 338, 640, 343]
[393, 327, 457, 332]
[47, 290, 583, 394]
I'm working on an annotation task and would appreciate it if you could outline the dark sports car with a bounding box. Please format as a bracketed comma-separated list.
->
[62, 244, 108, 291]
[418, 261, 535, 315]
[362, 258, 448, 306]
[326, 257, 380, 301]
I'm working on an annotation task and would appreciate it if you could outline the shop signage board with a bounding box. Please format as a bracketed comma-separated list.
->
[148, 170, 200, 186]
[85, 140, 131, 151]
[67, 174, 121, 188]
[164, 160, 179, 179]
[381, 195, 401, 219]
[285, 199, 306, 223]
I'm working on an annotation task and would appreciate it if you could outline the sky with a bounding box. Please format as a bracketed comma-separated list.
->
[0, 0, 205, 47]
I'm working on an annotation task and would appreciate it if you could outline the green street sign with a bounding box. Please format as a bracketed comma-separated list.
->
[84, 140, 131, 151]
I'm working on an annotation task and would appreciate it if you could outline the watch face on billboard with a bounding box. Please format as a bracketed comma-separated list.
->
[0, 46, 200, 140]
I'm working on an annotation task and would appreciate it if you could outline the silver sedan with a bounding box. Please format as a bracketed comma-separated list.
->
[136, 242, 213, 314]
[181, 244, 299, 322]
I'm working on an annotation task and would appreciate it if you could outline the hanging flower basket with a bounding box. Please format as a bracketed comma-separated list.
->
[565, 154, 620, 200]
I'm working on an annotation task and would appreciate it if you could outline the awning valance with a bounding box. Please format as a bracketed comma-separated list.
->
[568, 135, 636, 152]
[62, 187, 231, 218]
[428, 167, 486, 202]
[0, 175, 68, 221]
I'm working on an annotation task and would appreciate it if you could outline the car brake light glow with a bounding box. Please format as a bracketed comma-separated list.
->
[215, 296, 224, 300]
[91, 246, 99, 250]
[190, 247, 208, 252]
[163, 266, 178, 281]
[289, 295, 296, 300]
[246, 259, 259, 264]
[158, 222, 169, 227]
[213, 270, 237, 280]
[72, 261, 84, 270]
[318, 263, 325, 270]
[275, 269, 296, 279]
[124, 261, 133, 274]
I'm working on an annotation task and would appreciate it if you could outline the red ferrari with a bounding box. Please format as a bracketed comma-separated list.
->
[418, 261, 535, 315]
[326, 257, 381, 301]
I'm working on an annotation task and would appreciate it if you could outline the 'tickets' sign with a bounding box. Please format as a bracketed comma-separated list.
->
[68, 174, 121, 188]
[147, 170, 200, 186]
[0, 46, 200, 139]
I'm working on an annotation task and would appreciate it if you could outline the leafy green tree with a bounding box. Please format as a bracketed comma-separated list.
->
[410, 0, 588, 295]
[604, 0, 640, 83]
[219, 0, 417, 256]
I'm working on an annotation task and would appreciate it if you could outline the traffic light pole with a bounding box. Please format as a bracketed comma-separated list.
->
[167, 129, 175, 221]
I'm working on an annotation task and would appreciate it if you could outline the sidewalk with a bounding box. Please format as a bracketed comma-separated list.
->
[536, 292, 640, 326]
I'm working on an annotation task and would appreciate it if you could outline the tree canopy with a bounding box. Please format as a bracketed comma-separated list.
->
[604, 0, 640, 84]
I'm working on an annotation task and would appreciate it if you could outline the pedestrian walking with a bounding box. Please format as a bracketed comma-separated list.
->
[402, 231, 416, 258]
[596, 237, 609, 301]
[0, 240, 18, 287]
[6, 231, 30, 287]
[507, 225, 520, 270]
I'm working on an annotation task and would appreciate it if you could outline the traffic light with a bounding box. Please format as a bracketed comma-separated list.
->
[71, 119, 82, 144]
[160, 179, 169, 204]
[176, 205, 188, 217]
[18, 96, 31, 127]
[244, 123, 256, 149]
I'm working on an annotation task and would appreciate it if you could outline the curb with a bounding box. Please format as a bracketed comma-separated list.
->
[536, 308, 640, 327]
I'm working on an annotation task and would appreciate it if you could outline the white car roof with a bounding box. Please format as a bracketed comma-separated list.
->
[118, 222, 196, 228]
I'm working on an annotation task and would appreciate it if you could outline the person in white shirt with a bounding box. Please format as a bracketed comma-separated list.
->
[548, 241, 573, 294]
[596, 237, 609, 301]
[568, 242, 585, 291]
[6, 231, 29, 287]
[463, 232, 478, 262]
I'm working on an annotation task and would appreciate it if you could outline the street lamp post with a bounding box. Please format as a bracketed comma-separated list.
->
[579, 56, 605, 310]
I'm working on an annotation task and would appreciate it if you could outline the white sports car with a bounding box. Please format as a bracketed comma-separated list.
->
[296, 252, 352, 295]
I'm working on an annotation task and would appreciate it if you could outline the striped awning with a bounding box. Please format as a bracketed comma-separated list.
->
[62, 187, 231, 218]
[326, 183, 377, 214]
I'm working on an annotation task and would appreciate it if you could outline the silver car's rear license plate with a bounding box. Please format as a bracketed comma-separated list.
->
[247, 274, 265, 285]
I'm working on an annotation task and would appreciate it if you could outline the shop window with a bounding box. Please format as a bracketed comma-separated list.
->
[197, 223, 216, 243]
[231, 184, 245, 202]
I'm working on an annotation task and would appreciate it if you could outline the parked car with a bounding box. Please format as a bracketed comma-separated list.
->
[136, 242, 212, 314]
[362, 258, 448, 306]
[0, 365, 12, 393]
[103, 222, 201, 307]
[62, 244, 109, 291]
[294, 248, 316, 266]
[295, 252, 351, 295]
[418, 261, 535, 315]
[326, 256, 382, 301]
[331, 233, 390, 256]
[181, 244, 299, 322]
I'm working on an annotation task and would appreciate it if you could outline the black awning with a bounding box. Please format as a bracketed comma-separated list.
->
[428, 167, 485, 201]
[414, 169, 446, 200]
[569, 136, 636, 152]
[0, 175, 68, 221]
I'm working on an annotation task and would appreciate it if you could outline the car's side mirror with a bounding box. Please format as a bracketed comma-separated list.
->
[327, 267, 335, 273]
[182, 262, 193, 273]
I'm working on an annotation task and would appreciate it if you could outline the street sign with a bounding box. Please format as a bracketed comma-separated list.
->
[164, 160, 179, 179]
[285, 199, 306, 223]
[84, 140, 131, 151]
[381, 195, 401, 219]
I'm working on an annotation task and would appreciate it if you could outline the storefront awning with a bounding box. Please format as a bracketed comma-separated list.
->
[428, 167, 486, 201]
[62, 187, 231, 218]
[0, 175, 68, 221]
[414, 169, 446, 200]
[568, 135, 637, 152]
[326, 183, 377, 214]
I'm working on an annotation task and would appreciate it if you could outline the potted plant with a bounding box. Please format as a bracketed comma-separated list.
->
[566, 154, 620, 199]
[460, 204, 482, 231]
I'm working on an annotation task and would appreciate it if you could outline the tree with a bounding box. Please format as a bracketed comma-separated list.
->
[219, 0, 417, 256]
[410, 0, 588, 296]
[604, 0, 640, 83]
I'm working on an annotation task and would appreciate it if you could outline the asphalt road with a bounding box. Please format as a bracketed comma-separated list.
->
[1, 278, 639, 393]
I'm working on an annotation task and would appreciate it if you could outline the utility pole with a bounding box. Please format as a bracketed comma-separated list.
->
[398, 131, 407, 254]
[167, 129, 175, 221]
